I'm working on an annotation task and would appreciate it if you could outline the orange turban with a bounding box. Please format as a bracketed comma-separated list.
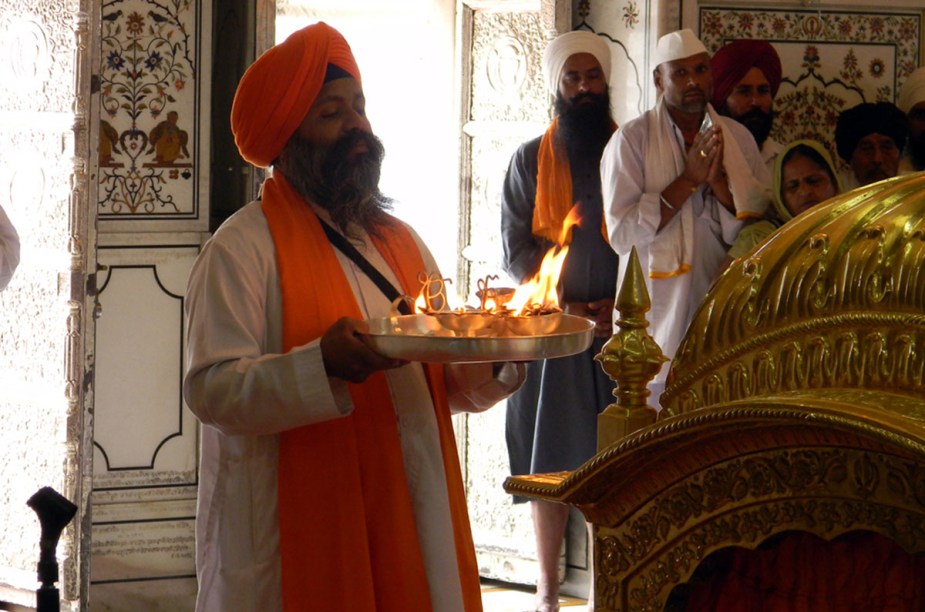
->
[231, 22, 361, 168]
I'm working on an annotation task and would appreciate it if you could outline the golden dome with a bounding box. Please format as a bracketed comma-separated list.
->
[661, 171, 925, 417]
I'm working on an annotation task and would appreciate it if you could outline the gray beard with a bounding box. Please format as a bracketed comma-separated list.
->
[277, 131, 392, 239]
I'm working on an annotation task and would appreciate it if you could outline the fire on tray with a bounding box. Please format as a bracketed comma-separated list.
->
[390, 208, 580, 338]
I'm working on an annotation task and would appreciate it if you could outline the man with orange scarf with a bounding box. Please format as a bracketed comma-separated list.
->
[184, 22, 524, 612]
[500, 30, 619, 612]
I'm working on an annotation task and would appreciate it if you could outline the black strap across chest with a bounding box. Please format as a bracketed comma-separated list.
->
[318, 219, 413, 315]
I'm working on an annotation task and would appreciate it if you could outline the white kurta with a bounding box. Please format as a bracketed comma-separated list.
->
[184, 201, 523, 612]
[600, 110, 768, 393]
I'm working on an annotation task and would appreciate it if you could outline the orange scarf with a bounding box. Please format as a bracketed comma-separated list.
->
[533, 116, 615, 244]
[261, 174, 481, 611]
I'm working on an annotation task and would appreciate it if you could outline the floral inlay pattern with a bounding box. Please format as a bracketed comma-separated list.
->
[622, 2, 638, 30]
[98, 0, 198, 216]
[577, 0, 590, 20]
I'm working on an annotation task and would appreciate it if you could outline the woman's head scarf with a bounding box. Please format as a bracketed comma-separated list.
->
[772, 139, 841, 221]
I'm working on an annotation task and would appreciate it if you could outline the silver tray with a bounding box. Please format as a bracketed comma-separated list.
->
[359, 313, 596, 363]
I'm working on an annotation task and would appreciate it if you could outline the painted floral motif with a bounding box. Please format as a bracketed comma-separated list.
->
[578, 0, 590, 19]
[98, 0, 196, 216]
[839, 49, 863, 87]
[622, 2, 638, 30]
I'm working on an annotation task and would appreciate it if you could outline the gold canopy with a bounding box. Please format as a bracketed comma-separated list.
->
[663, 170, 925, 416]
[504, 172, 925, 611]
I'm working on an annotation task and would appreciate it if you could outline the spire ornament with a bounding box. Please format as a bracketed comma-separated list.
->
[595, 246, 668, 449]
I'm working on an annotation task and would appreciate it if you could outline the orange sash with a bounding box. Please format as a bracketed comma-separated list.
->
[261, 174, 482, 612]
[533, 116, 615, 244]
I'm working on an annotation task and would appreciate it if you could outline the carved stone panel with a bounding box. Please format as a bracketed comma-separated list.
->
[460, 5, 551, 295]
[469, 10, 549, 125]
[0, 6, 74, 114]
[463, 130, 529, 292]
[0, 2, 95, 610]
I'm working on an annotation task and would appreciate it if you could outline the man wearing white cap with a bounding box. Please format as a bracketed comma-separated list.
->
[501, 29, 619, 612]
[898, 67, 925, 173]
[600, 29, 769, 398]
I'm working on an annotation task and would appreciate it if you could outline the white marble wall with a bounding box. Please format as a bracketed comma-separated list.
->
[0, 1, 96, 610]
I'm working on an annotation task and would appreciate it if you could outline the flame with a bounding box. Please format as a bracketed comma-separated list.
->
[507, 204, 581, 314]
[407, 205, 582, 317]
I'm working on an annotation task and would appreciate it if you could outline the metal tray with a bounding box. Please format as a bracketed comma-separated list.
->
[359, 313, 596, 363]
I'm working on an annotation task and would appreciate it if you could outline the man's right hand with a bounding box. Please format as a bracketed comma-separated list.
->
[320, 317, 407, 383]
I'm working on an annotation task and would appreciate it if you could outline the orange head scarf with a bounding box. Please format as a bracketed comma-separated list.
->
[231, 22, 361, 168]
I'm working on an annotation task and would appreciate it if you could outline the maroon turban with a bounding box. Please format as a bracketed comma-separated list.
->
[231, 22, 361, 168]
[710, 40, 782, 110]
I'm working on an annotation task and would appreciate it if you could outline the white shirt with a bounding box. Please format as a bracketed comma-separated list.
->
[600, 110, 767, 394]
[184, 201, 523, 612]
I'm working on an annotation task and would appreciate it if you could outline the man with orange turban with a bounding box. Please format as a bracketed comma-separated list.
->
[184, 22, 524, 612]
[710, 39, 784, 173]
[501, 29, 618, 612]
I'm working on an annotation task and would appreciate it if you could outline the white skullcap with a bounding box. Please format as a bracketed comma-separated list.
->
[898, 67, 925, 114]
[653, 29, 708, 68]
[542, 30, 611, 95]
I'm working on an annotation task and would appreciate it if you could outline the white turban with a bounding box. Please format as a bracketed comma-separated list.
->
[653, 29, 708, 68]
[898, 67, 925, 114]
[542, 30, 611, 95]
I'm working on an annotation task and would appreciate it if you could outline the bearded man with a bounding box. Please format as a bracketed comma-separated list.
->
[501, 30, 619, 612]
[184, 22, 524, 612]
[600, 29, 769, 398]
[710, 39, 784, 173]
[834, 101, 908, 188]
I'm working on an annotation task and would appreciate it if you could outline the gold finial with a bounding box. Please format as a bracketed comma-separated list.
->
[594, 246, 668, 449]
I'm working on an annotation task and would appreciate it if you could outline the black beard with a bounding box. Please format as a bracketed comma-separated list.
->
[555, 90, 613, 153]
[724, 106, 774, 147]
[909, 134, 925, 171]
[278, 130, 392, 238]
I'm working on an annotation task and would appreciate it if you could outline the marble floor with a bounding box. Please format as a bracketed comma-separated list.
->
[480, 579, 588, 611]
